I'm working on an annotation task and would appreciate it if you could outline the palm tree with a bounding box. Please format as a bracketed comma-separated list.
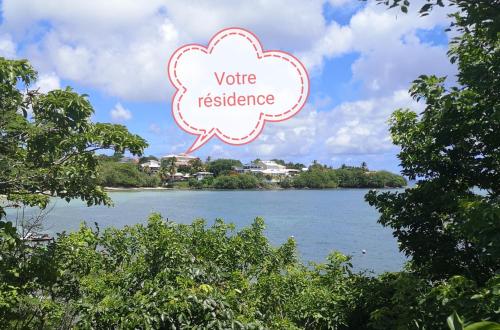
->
[188, 158, 204, 173]
[160, 157, 177, 182]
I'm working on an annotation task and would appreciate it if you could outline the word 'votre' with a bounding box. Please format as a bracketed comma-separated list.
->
[197, 72, 275, 109]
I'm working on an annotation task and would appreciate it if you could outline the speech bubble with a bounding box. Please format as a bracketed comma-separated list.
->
[168, 27, 309, 153]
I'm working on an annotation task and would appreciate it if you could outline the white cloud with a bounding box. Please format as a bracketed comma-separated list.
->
[34, 72, 61, 92]
[321, 89, 421, 154]
[351, 35, 452, 94]
[0, 33, 16, 58]
[165, 0, 325, 51]
[201, 89, 423, 162]
[25, 18, 180, 101]
[300, 1, 455, 92]
[298, 21, 353, 70]
[110, 103, 132, 122]
[1, 0, 326, 101]
[1, 0, 455, 102]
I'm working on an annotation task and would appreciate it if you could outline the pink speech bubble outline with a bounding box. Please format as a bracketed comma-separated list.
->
[167, 27, 310, 154]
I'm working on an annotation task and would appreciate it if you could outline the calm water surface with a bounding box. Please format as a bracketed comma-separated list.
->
[6, 189, 406, 273]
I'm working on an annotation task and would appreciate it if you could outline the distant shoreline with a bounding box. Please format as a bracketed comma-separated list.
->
[103, 185, 406, 192]
[104, 187, 171, 191]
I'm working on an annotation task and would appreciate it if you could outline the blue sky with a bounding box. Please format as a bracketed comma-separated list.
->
[0, 0, 456, 172]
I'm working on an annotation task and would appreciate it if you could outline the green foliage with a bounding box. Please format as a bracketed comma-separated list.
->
[206, 158, 242, 176]
[361, 273, 500, 330]
[188, 178, 204, 189]
[290, 168, 339, 188]
[188, 158, 205, 173]
[365, 0, 499, 284]
[0, 215, 360, 329]
[1, 214, 498, 329]
[188, 177, 214, 189]
[0, 56, 147, 327]
[139, 155, 159, 164]
[98, 161, 160, 187]
[288, 167, 406, 189]
[448, 311, 500, 330]
[271, 159, 306, 170]
[363, 1, 499, 329]
[0, 57, 147, 217]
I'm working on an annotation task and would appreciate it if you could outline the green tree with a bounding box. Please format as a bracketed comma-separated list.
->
[1, 212, 376, 329]
[139, 155, 159, 164]
[286, 162, 306, 170]
[160, 156, 177, 181]
[206, 158, 242, 176]
[365, 0, 500, 283]
[271, 158, 286, 166]
[212, 173, 261, 189]
[0, 57, 147, 218]
[187, 157, 204, 173]
[0, 57, 147, 328]
[110, 151, 124, 162]
[288, 166, 405, 189]
[99, 162, 160, 187]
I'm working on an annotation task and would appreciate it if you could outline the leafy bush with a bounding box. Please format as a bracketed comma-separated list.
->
[1, 216, 497, 329]
[287, 168, 406, 189]
[290, 168, 337, 189]
[98, 161, 160, 187]
[206, 159, 242, 176]
[212, 174, 261, 189]
[0, 215, 352, 328]
[360, 171, 407, 188]
[188, 178, 204, 189]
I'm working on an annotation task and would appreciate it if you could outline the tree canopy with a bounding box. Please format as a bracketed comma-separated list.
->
[0, 58, 147, 218]
[366, 0, 499, 283]
[206, 158, 243, 176]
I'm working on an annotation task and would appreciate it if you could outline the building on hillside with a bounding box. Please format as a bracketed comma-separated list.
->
[234, 160, 301, 182]
[259, 160, 286, 172]
[161, 153, 198, 167]
[140, 160, 161, 173]
[234, 162, 264, 174]
[285, 169, 301, 176]
[258, 161, 288, 182]
[194, 171, 214, 181]
[172, 172, 185, 181]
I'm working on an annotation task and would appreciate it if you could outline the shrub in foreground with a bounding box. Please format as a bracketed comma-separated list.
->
[0, 216, 498, 329]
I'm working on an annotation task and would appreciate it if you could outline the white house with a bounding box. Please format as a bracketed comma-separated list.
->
[285, 169, 301, 176]
[161, 153, 198, 167]
[259, 160, 287, 174]
[194, 171, 214, 181]
[234, 163, 264, 174]
[235, 160, 298, 182]
[140, 160, 160, 173]
[172, 172, 185, 181]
